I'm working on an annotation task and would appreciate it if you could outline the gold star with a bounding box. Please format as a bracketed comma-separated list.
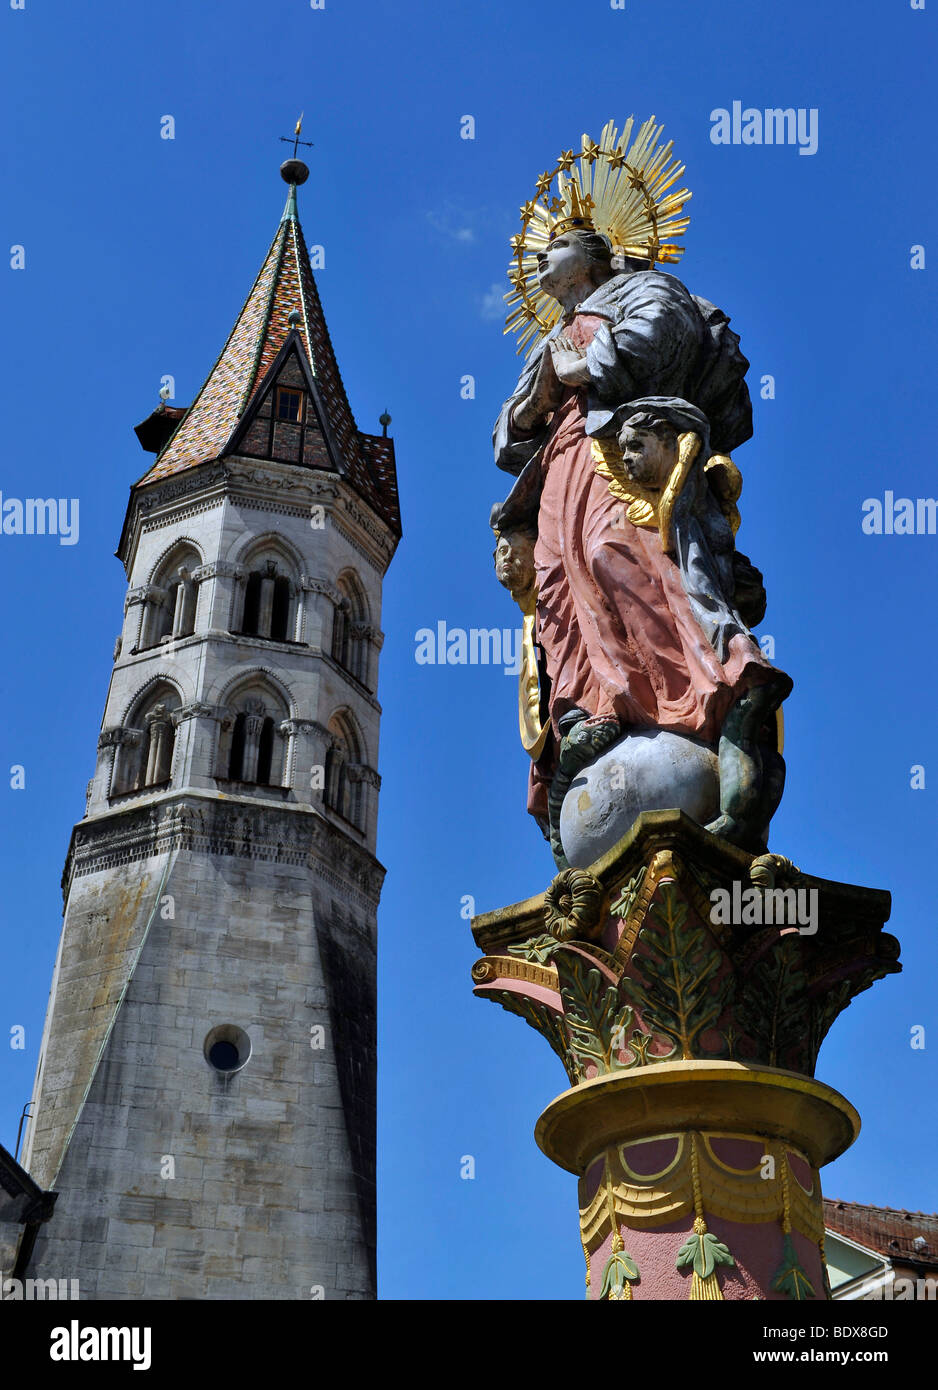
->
[628, 172, 645, 190]
[535, 170, 553, 196]
[509, 234, 524, 252]
[581, 137, 601, 163]
[556, 149, 576, 171]
[520, 199, 537, 220]
[608, 148, 627, 170]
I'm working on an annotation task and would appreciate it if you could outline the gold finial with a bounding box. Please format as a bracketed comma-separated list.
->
[279, 113, 314, 187]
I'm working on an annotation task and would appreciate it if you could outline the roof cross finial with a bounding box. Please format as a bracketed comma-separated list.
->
[279, 115, 313, 194]
[280, 113, 314, 161]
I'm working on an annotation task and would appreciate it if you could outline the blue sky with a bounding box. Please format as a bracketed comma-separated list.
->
[0, 0, 935, 1300]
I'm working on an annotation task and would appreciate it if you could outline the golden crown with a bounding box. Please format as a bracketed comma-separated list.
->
[505, 117, 692, 353]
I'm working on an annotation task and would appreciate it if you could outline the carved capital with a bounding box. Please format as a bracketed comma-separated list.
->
[280, 718, 319, 738]
[192, 561, 245, 584]
[98, 726, 134, 750]
[124, 583, 167, 612]
[301, 576, 343, 606]
[347, 763, 381, 789]
[470, 811, 900, 1094]
[173, 701, 217, 725]
[145, 703, 173, 729]
[350, 620, 383, 648]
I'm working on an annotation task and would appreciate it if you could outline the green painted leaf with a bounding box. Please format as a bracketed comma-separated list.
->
[506, 933, 558, 965]
[598, 1249, 640, 1299]
[676, 1230, 735, 1279]
[771, 1234, 817, 1301]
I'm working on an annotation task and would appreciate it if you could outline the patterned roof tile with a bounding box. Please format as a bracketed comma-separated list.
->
[138, 189, 400, 538]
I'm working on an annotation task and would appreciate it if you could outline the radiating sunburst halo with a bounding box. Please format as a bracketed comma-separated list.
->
[505, 116, 692, 355]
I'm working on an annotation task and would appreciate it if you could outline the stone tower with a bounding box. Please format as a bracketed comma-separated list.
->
[17, 159, 400, 1300]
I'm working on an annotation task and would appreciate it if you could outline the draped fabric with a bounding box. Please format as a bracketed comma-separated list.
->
[494, 301, 786, 826]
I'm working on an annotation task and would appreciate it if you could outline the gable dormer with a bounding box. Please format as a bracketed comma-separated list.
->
[226, 330, 342, 472]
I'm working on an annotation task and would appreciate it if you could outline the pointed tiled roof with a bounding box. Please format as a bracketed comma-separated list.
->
[139, 184, 400, 537]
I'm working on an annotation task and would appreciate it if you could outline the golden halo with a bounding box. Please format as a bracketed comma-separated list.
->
[505, 116, 692, 354]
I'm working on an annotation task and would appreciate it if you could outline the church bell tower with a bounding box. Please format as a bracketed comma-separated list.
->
[17, 149, 400, 1299]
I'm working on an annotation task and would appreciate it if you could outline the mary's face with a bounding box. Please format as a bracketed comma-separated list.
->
[536, 234, 592, 298]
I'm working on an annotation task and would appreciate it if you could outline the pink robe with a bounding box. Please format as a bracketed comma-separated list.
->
[528, 314, 776, 820]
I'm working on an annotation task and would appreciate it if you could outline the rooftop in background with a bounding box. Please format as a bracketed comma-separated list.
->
[825, 1198, 938, 1270]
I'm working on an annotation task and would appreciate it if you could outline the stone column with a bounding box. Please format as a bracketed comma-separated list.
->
[279, 718, 318, 794]
[171, 567, 197, 638]
[95, 726, 136, 805]
[144, 704, 174, 785]
[190, 561, 245, 634]
[171, 701, 216, 785]
[350, 621, 383, 689]
[470, 810, 900, 1302]
[222, 564, 248, 634]
[240, 703, 266, 784]
[347, 763, 381, 839]
[123, 586, 148, 651]
[125, 584, 167, 651]
[288, 581, 303, 643]
[300, 576, 343, 651]
[257, 563, 277, 640]
[304, 721, 338, 806]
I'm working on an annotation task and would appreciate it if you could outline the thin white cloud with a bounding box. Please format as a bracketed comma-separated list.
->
[480, 282, 507, 322]
[425, 204, 476, 244]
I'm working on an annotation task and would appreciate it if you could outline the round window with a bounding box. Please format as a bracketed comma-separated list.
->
[203, 1024, 251, 1074]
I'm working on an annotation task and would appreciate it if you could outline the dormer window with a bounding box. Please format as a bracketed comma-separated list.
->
[276, 387, 303, 423]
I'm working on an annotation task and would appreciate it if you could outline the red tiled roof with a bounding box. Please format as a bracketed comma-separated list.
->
[138, 188, 400, 538]
[824, 1199, 938, 1267]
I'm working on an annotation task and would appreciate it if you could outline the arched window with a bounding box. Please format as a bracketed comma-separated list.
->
[111, 684, 181, 796]
[235, 555, 296, 643]
[324, 715, 364, 829]
[332, 573, 370, 688]
[217, 686, 289, 788]
[140, 545, 201, 650]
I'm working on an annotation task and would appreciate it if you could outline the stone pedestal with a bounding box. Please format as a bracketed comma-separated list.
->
[470, 810, 899, 1301]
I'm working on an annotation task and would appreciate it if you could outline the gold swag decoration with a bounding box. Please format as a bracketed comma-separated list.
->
[505, 116, 692, 353]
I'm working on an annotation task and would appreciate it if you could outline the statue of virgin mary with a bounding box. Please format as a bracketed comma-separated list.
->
[491, 119, 791, 867]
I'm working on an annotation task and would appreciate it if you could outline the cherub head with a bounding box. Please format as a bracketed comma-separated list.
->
[493, 524, 538, 603]
[616, 412, 680, 488]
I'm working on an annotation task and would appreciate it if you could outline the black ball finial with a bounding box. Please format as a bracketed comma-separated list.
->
[280, 158, 309, 186]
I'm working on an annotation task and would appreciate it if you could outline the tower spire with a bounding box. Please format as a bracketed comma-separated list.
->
[135, 141, 400, 538]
